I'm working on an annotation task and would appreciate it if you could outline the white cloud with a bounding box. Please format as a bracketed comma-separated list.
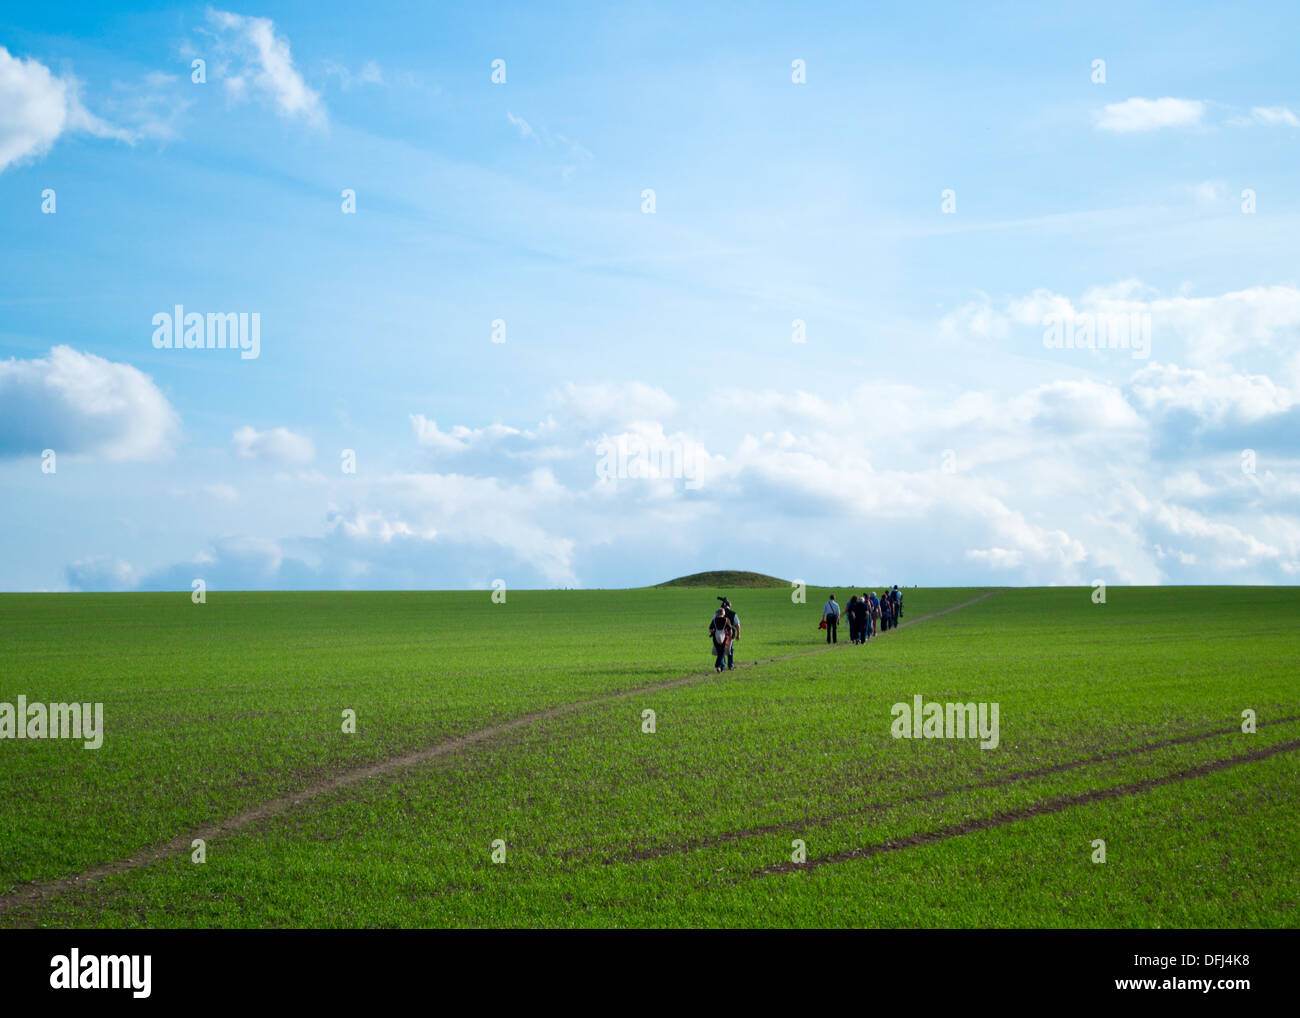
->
[332, 469, 578, 583]
[590, 421, 723, 496]
[410, 414, 526, 453]
[1191, 179, 1226, 204]
[66, 556, 137, 592]
[506, 111, 535, 139]
[1153, 544, 1198, 566]
[1095, 97, 1205, 133]
[1246, 105, 1300, 127]
[1013, 378, 1146, 434]
[98, 72, 193, 142]
[208, 9, 325, 126]
[1162, 471, 1214, 500]
[1141, 287, 1300, 367]
[333, 509, 428, 542]
[0, 46, 132, 173]
[1128, 363, 1292, 424]
[943, 282, 1300, 369]
[965, 547, 1023, 570]
[1150, 502, 1279, 564]
[322, 59, 383, 90]
[232, 425, 315, 464]
[109, 356, 1300, 591]
[0, 346, 179, 460]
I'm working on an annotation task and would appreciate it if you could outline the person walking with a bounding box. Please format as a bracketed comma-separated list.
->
[719, 596, 740, 670]
[822, 594, 840, 643]
[846, 595, 861, 644]
[708, 607, 735, 672]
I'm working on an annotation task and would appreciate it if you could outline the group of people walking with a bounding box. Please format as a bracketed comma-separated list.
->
[706, 586, 905, 671]
[821, 586, 903, 644]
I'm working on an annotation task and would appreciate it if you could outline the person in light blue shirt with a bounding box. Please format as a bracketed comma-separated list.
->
[822, 594, 839, 643]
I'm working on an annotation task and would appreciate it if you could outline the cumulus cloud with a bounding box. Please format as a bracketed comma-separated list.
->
[1095, 97, 1205, 132]
[943, 282, 1300, 371]
[0, 46, 134, 173]
[0, 346, 179, 460]
[232, 425, 315, 464]
[92, 358, 1300, 591]
[1128, 363, 1292, 424]
[410, 415, 527, 453]
[372, 469, 577, 582]
[207, 9, 325, 125]
[1013, 378, 1145, 435]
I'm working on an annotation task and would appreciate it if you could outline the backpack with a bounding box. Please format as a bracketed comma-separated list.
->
[724, 608, 739, 638]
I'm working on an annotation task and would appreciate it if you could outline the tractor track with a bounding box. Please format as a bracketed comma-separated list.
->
[592, 713, 1300, 865]
[0, 589, 1001, 917]
[753, 736, 1300, 877]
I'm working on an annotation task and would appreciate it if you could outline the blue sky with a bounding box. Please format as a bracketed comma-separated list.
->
[2, 1, 1298, 590]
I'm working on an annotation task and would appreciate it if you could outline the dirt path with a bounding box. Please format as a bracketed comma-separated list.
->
[754, 736, 1300, 877]
[0, 589, 1002, 916]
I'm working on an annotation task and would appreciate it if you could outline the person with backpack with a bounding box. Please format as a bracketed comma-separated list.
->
[718, 596, 740, 670]
[846, 595, 860, 644]
[860, 592, 873, 640]
[708, 607, 735, 672]
[822, 594, 840, 643]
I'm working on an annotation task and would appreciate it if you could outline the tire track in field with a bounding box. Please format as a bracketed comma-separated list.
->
[594, 714, 1300, 864]
[752, 736, 1300, 877]
[0, 589, 1002, 916]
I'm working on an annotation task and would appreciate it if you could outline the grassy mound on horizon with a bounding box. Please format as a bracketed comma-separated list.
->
[654, 570, 789, 588]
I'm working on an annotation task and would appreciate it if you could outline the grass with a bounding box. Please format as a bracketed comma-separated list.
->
[0, 585, 1296, 928]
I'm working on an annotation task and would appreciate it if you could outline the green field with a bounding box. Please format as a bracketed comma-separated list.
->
[1, 585, 1297, 928]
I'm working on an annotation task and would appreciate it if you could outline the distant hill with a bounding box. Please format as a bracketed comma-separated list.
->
[655, 570, 789, 589]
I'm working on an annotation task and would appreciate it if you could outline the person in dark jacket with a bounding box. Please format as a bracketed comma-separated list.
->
[708, 608, 735, 672]
[719, 596, 740, 670]
[846, 595, 860, 644]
